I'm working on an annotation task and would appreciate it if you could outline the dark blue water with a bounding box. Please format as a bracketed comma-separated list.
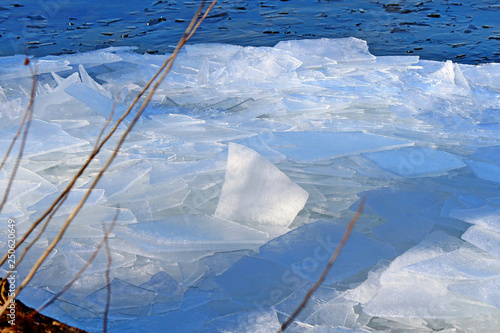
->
[0, 0, 499, 64]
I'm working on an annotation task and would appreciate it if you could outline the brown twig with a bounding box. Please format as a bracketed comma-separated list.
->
[102, 221, 113, 333]
[278, 197, 367, 333]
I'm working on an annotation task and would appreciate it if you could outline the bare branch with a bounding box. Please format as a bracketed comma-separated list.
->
[278, 196, 367, 333]
[102, 221, 113, 333]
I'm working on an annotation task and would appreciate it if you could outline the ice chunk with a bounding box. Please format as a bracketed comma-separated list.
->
[305, 297, 359, 328]
[449, 278, 500, 310]
[28, 189, 105, 217]
[363, 147, 465, 177]
[257, 221, 396, 285]
[260, 132, 413, 163]
[362, 232, 487, 318]
[140, 271, 181, 314]
[214, 255, 301, 306]
[466, 159, 500, 184]
[461, 225, 500, 259]
[234, 136, 286, 164]
[86, 278, 155, 316]
[274, 38, 376, 63]
[274, 284, 340, 323]
[405, 245, 500, 280]
[0, 55, 71, 80]
[65, 82, 129, 123]
[0, 179, 40, 204]
[0, 120, 88, 158]
[120, 215, 268, 253]
[214, 143, 309, 231]
[42, 46, 127, 68]
[204, 309, 281, 333]
[472, 145, 500, 164]
[78, 64, 111, 98]
[92, 160, 152, 199]
[357, 189, 442, 251]
[449, 205, 500, 232]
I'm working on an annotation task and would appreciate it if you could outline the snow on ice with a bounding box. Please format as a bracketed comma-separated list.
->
[0, 37, 500, 332]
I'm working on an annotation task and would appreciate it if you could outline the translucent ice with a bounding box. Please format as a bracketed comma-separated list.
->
[461, 225, 500, 259]
[449, 205, 500, 232]
[260, 132, 413, 163]
[362, 232, 483, 318]
[466, 159, 500, 184]
[65, 82, 128, 123]
[274, 38, 376, 63]
[0, 119, 88, 158]
[449, 278, 500, 310]
[121, 214, 268, 253]
[215, 143, 309, 231]
[364, 147, 465, 177]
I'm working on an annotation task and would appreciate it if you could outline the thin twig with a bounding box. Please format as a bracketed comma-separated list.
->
[0, 0, 216, 317]
[102, 221, 113, 333]
[31, 209, 119, 316]
[278, 197, 367, 333]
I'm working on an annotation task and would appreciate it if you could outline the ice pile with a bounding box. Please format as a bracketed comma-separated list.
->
[0, 37, 500, 332]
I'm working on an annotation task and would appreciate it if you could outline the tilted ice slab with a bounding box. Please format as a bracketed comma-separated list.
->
[215, 143, 309, 232]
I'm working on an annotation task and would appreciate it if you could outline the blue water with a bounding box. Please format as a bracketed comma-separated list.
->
[0, 0, 499, 64]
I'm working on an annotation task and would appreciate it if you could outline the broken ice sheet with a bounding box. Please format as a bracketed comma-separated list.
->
[204, 309, 281, 333]
[273, 283, 340, 323]
[65, 82, 129, 123]
[466, 159, 500, 184]
[305, 297, 359, 328]
[27, 189, 105, 218]
[0, 55, 71, 80]
[87, 278, 155, 316]
[356, 189, 443, 251]
[122, 214, 268, 253]
[362, 232, 494, 319]
[214, 143, 309, 233]
[419, 246, 500, 280]
[274, 37, 375, 63]
[448, 277, 500, 310]
[449, 205, 500, 232]
[0, 179, 40, 205]
[260, 131, 413, 163]
[461, 225, 500, 259]
[363, 147, 465, 177]
[257, 221, 396, 285]
[89, 160, 152, 199]
[60, 240, 136, 275]
[0, 119, 88, 158]
[472, 145, 500, 164]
